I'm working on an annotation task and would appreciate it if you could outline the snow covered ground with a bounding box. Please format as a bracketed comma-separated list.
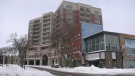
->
[1, 65, 135, 76]
[0, 65, 54, 76]
[32, 65, 135, 75]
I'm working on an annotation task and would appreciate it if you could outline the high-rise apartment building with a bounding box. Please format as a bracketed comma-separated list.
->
[26, 12, 54, 65]
[26, 1, 103, 66]
[52, 1, 103, 67]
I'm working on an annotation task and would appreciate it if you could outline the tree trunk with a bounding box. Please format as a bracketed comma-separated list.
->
[20, 58, 23, 68]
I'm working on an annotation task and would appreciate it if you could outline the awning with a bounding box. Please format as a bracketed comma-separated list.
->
[86, 57, 100, 61]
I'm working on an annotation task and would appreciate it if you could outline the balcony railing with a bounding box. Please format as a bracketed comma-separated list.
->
[33, 38, 38, 40]
[43, 35, 50, 37]
[43, 21, 50, 24]
[33, 34, 39, 36]
[43, 26, 50, 29]
[33, 30, 39, 33]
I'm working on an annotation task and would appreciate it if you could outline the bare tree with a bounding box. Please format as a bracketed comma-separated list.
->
[0, 48, 3, 66]
[52, 18, 75, 67]
[0, 46, 14, 65]
[8, 33, 28, 68]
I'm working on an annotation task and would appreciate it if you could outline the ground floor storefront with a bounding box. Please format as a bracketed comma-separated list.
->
[85, 51, 122, 68]
[123, 60, 135, 68]
[59, 58, 83, 67]
[26, 54, 51, 66]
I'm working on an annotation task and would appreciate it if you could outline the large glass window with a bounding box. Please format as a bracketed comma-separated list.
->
[105, 34, 119, 51]
[85, 35, 105, 52]
[125, 39, 135, 57]
[123, 60, 135, 68]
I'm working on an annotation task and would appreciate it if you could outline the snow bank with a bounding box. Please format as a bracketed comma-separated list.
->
[71, 65, 135, 75]
[0, 65, 54, 76]
[33, 65, 135, 75]
[69, 65, 135, 75]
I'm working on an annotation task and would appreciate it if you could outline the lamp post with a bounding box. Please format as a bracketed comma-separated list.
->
[24, 50, 26, 70]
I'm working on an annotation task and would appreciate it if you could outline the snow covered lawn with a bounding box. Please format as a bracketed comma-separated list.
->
[32, 65, 135, 75]
[0, 65, 54, 76]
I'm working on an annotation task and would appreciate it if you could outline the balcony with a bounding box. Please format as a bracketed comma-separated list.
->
[43, 30, 50, 33]
[33, 26, 39, 29]
[43, 21, 50, 25]
[43, 35, 50, 37]
[45, 17, 50, 20]
[33, 34, 39, 36]
[33, 30, 39, 33]
[32, 43, 38, 45]
[43, 26, 50, 29]
[33, 22, 40, 25]
[33, 38, 38, 40]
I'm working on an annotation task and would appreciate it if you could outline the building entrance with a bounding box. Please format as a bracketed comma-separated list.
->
[42, 54, 48, 65]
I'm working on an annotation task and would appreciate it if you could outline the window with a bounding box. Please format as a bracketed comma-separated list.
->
[105, 34, 120, 51]
[100, 43, 105, 50]
[36, 53, 41, 58]
[80, 12, 85, 16]
[80, 6, 85, 11]
[80, 16, 85, 21]
[57, 9, 60, 14]
[95, 10, 100, 14]
[86, 17, 90, 22]
[66, 19, 72, 24]
[42, 47, 49, 50]
[100, 60, 105, 68]
[29, 48, 35, 51]
[95, 19, 100, 24]
[66, 9, 72, 14]
[95, 15, 100, 19]
[66, 5, 72, 9]
[86, 8, 90, 12]
[66, 14, 73, 19]
[113, 60, 117, 67]
[86, 13, 90, 17]
[100, 36, 104, 43]
[125, 39, 135, 57]
[29, 22, 33, 25]
[85, 35, 105, 52]
[106, 43, 110, 50]
[114, 36, 119, 43]
[34, 20, 40, 24]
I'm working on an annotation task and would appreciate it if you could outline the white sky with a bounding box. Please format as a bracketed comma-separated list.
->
[0, 0, 135, 47]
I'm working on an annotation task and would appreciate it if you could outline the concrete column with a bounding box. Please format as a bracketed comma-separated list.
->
[3, 55, 5, 65]
[34, 60, 36, 65]
[27, 60, 29, 65]
[40, 60, 42, 65]
[18, 58, 20, 65]
[48, 58, 51, 65]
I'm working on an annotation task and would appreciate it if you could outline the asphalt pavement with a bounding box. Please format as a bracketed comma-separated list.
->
[30, 66, 135, 76]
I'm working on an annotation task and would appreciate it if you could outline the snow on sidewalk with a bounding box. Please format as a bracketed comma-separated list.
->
[0, 65, 54, 76]
[32, 65, 135, 75]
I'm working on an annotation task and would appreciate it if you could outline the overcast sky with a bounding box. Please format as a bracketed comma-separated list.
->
[0, 0, 135, 47]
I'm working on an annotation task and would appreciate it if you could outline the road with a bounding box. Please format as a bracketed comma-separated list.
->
[30, 67, 135, 76]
